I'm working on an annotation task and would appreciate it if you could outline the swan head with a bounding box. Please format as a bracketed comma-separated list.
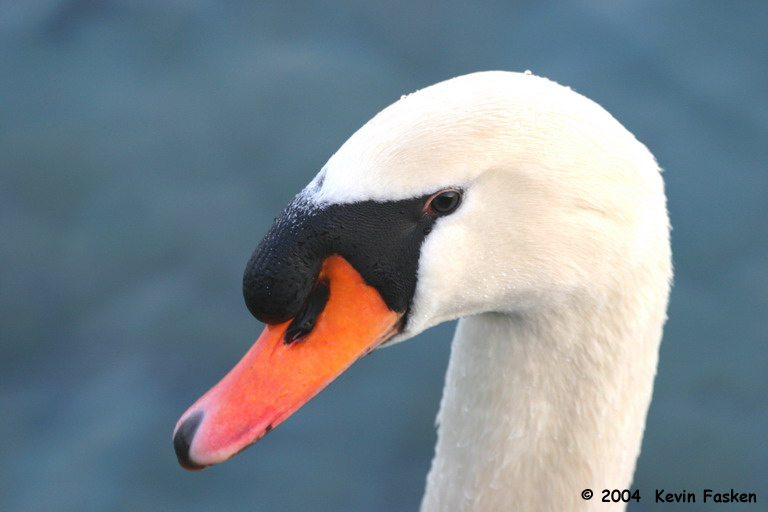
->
[173, 71, 670, 470]
[315, 70, 667, 337]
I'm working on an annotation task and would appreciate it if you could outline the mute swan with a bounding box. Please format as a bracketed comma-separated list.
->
[173, 71, 672, 512]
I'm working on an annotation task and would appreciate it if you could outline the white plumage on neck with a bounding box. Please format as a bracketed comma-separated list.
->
[422, 269, 668, 511]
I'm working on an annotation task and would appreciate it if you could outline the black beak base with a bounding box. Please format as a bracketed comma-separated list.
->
[243, 193, 441, 327]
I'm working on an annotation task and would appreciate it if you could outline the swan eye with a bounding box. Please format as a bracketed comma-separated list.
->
[428, 190, 462, 215]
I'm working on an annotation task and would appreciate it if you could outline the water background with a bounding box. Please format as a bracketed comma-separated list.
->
[2, 1, 766, 511]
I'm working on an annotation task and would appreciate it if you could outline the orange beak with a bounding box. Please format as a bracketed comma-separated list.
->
[173, 255, 403, 470]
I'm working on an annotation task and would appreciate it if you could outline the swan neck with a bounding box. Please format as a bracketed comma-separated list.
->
[421, 295, 666, 512]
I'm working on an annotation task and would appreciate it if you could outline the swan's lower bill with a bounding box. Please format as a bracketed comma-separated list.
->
[173, 255, 403, 470]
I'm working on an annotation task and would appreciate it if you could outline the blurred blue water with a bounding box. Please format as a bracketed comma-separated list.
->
[1, 1, 766, 511]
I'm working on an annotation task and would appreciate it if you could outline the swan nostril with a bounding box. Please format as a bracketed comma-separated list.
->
[173, 411, 206, 471]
